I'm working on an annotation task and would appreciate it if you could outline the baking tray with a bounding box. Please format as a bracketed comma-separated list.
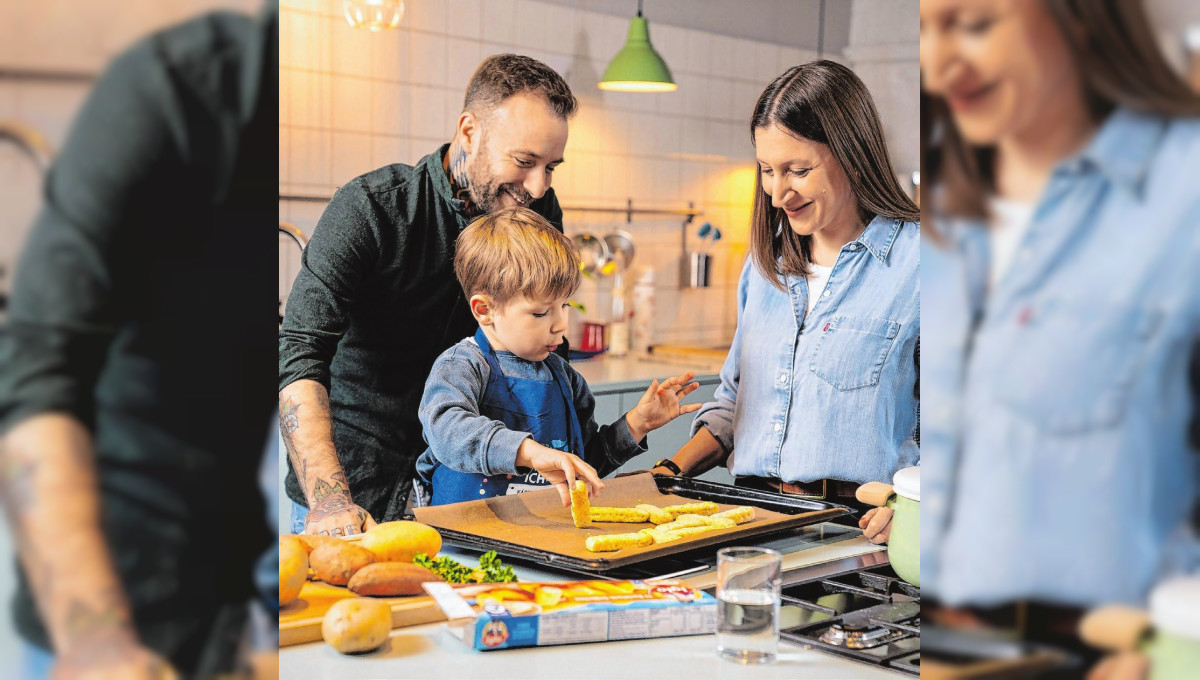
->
[411, 473, 851, 572]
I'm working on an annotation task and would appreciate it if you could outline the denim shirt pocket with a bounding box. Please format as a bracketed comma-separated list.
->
[809, 316, 902, 391]
[995, 298, 1162, 434]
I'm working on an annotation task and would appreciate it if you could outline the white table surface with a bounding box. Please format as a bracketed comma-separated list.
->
[279, 535, 905, 680]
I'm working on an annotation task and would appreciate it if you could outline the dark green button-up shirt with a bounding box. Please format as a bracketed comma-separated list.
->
[0, 9, 276, 671]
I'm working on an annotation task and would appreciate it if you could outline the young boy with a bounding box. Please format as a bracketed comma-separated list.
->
[414, 207, 701, 507]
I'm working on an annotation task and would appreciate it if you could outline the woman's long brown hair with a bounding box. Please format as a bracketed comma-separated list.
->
[750, 60, 919, 289]
[924, 0, 1200, 235]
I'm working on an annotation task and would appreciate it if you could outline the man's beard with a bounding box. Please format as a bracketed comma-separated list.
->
[465, 150, 533, 215]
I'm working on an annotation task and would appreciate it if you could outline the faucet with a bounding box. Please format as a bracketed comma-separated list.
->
[0, 120, 54, 173]
[279, 221, 307, 324]
[279, 221, 308, 251]
[0, 120, 55, 312]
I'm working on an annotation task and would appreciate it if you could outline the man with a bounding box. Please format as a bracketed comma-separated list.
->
[0, 7, 277, 679]
[278, 54, 576, 536]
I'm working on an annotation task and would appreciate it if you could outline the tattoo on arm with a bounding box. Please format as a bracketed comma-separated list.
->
[63, 588, 132, 640]
[0, 455, 38, 520]
[279, 396, 306, 487]
[311, 475, 349, 504]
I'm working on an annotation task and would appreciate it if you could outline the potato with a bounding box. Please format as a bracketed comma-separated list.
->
[321, 598, 392, 654]
[357, 521, 441, 563]
[309, 541, 376, 586]
[347, 562, 444, 597]
[279, 536, 309, 607]
[295, 534, 344, 554]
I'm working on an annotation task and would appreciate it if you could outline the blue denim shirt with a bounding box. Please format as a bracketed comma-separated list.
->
[691, 214, 920, 484]
[922, 109, 1200, 608]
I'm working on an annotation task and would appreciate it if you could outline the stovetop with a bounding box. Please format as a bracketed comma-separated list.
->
[778, 563, 921, 676]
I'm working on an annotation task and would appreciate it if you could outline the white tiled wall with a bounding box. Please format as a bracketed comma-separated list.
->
[845, 0, 920, 185]
[0, 0, 262, 292]
[279, 0, 828, 349]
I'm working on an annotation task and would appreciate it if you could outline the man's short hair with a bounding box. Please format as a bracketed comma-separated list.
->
[455, 207, 581, 310]
[463, 54, 577, 120]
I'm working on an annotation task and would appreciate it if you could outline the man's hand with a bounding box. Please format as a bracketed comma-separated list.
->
[858, 506, 894, 544]
[516, 439, 604, 506]
[303, 476, 376, 536]
[51, 634, 178, 680]
[626, 372, 703, 441]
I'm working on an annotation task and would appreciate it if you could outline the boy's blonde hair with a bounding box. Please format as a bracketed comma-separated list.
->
[454, 207, 581, 310]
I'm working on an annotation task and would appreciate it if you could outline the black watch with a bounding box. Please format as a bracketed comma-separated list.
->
[654, 458, 683, 475]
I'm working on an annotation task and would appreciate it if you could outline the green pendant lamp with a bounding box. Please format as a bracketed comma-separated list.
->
[599, 0, 677, 93]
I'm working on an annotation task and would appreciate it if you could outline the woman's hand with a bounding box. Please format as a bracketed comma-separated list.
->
[626, 372, 703, 441]
[1086, 652, 1150, 680]
[858, 506, 894, 544]
[516, 439, 604, 506]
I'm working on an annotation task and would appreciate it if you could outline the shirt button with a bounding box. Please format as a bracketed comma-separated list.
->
[849, 244, 859, 250]
[778, 373, 787, 383]
[774, 423, 782, 433]
[823, 289, 831, 297]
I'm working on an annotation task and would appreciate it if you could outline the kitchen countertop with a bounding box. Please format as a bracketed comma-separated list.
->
[571, 352, 724, 393]
[279, 530, 902, 679]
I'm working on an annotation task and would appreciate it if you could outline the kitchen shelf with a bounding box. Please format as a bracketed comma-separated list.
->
[281, 193, 704, 225]
[0, 67, 97, 84]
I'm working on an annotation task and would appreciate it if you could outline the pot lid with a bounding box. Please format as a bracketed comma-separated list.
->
[1150, 577, 1200, 640]
[891, 466, 919, 502]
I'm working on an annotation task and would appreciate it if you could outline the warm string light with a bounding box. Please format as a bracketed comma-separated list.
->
[343, 0, 404, 32]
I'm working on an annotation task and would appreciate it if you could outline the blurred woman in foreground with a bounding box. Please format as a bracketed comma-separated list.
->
[920, 0, 1200, 675]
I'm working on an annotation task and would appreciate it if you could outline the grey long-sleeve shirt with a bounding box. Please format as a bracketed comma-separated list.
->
[414, 337, 646, 498]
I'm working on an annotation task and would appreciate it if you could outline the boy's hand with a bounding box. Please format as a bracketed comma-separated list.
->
[516, 439, 605, 506]
[626, 372, 703, 442]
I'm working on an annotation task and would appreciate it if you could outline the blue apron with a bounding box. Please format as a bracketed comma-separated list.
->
[430, 328, 586, 505]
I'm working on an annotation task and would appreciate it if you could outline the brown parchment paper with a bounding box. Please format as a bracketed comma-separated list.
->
[412, 473, 846, 569]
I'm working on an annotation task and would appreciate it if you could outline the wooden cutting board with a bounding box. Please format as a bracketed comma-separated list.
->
[278, 535, 446, 647]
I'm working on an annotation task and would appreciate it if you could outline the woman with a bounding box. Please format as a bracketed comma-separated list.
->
[920, 0, 1200, 675]
[650, 60, 920, 541]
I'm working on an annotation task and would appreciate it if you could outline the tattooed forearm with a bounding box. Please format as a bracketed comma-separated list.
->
[280, 380, 364, 531]
[0, 454, 38, 520]
[63, 588, 133, 640]
[279, 395, 306, 487]
[311, 474, 349, 504]
[1, 415, 137, 656]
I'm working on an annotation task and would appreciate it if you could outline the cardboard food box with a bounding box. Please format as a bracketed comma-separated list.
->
[423, 579, 717, 651]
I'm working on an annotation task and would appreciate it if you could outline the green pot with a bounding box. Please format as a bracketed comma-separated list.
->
[857, 467, 920, 587]
[1145, 578, 1200, 680]
[1146, 631, 1200, 680]
[887, 493, 920, 586]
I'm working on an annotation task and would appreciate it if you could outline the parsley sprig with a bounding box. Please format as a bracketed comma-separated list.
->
[414, 550, 517, 584]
